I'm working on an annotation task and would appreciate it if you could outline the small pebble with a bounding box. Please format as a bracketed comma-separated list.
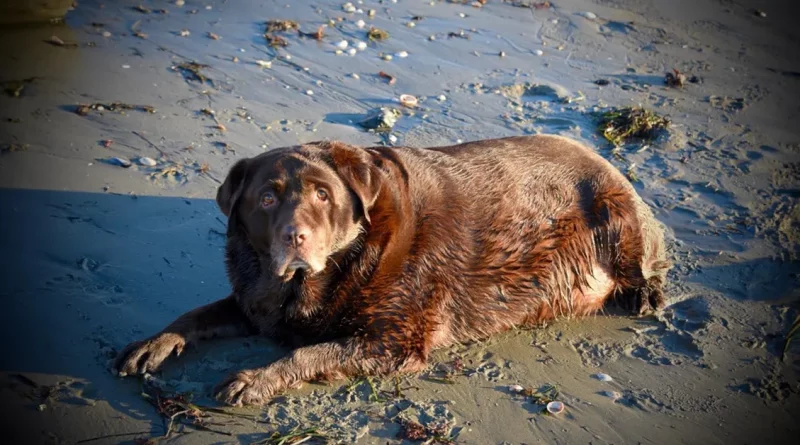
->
[139, 157, 157, 167]
[347, 48, 357, 56]
[175, 0, 184, 6]
[579, 11, 598, 20]
[306, 90, 314, 95]
[368, 9, 376, 17]
[355, 19, 366, 28]
[382, 54, 393, 61]
[534, 49, 544, 56]
[499, 51, 505, 57]
[593, 373, 613, 382]
[101, 31, 111, 38]
[406, 21, 416, 28]
[335, 40, 349, 49]
[335, 50, 343, 55]
[355, 41, 367, 51]
[255, 59, 272, 68]
[179, 29, 190, 37]
[601, 390, 621, 399]
[508, 384, 524, 393]
[121, 64, 130, 69]
[350, 73, 360, 79]
[38, 404, 47, 411]
[459, 13, 466, 18]
[343, 2, 356, 13]
[396, 50, 408, 58]
[551, 19, 558, 24]
[388, 134, 398, 143]
[438, 94, 446, 101]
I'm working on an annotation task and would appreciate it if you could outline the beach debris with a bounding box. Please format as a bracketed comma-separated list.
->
[101, 139, 113, 148]
[354, 40, 367, 51]
[399, 94, 418, 108]
[596, 106, 670, 145]
[2, 77, 36, 97]
[438, 94, 447, 101]
[45, 35, 78, 47]
[381, 54, 393, 61]
[178, 29, 190, 37]
[593, 373, 613, 382]
[255, 59, 273, 68]
[782, 314, 800, 361]
[546, 401, 565, 415]
[105, 157, 132, 168]
[368, 27, 389, 41]
[356, 19, 366, 29]
[396, 50, 409, 58]
[359, 107, 401, 133]
[1, 143, 29, 154]
[207, 32, 220, 40]
[754, 9, 767, 18]
[342, 2, 357, 13]
[379, 71, 397, 85]
[708, 96, 746, 113]
[335, 40, 349, 50]
[133, 5, 151, 14]
[505, 1, 551, 8]
[175, 61, 211, 84]
[298, 25, 325, 40]
[139, 157, 157, 167]
[448, 30, 470, 39]
[256, 427, 328, 445]
[305, 89, 314, 96]
[347, 48, 357, 56]
[398, 419, 457, 444]
[266, 34, 289, 47]
[75, 102, 156, 116]
[175, 0, 185, 6]
[594, 79, 610, 86]
[350, 73, 360, 79]
[266, 19, 299, 33]
[665, 68, 687, 87]
[534, 49, 544, 56]
[578, 11, 598, 20]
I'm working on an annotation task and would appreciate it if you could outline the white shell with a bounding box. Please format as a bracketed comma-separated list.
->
[534, 49, 544, 56]
[546, 401, 565, 414]
[139, 157, 157, 167]
[350, 73, 360, 79]
[255, 59, 272, 68]
[399, 94, 418, 107]
[438, 95, 447, 101]
[579, 11, 598, 20]
[396, 50, 409, 58]
[508, 384, 525, 393]
[347, 48, 357, 56]
[355, 41, 367, 51]
[342, 2, 356, 13]
[593, 373, 613, 382]
[335, 40, 349, 50]
[109, 157, 131, 168]
[356, 19, 366, 29]
[305, 90, 314, 96]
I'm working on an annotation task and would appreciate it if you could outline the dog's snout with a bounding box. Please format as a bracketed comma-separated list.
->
[282, 225, 309, 248]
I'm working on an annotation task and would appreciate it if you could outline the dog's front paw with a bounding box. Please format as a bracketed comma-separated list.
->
[214, 369, 284, 407]
[114, 333, 186, 376]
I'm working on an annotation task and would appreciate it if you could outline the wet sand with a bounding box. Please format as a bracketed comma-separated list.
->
[1, 0, 799, 444]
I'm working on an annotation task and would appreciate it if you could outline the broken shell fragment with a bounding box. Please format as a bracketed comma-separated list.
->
[399, 94, 418, 108]
[139, 156, 157, 167]
[546, 401, 565, 414]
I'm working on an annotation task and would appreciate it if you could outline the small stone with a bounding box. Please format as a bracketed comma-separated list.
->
[499, 51, 505, 57]
[356, 19, 366, 28]
[368, 9, 376, 17]
[407, 21, 416, 28]
[306, 90, 314, 96]
[579, 11, 597, 20]
[335, 49, 343, 55]
[438, 95, 446, 101]
[347, 48, 357, 56]
[101, 31, 111, 38]
[335, 40, 349, 49]
[175, 0, 185, 6]
[121, 64, 130, 69]
[382, 54, 393, 61]
[343, 2, 356, 13]
[179, 29, 190, 37]
[255, 59, 272, 68]
[395, 50, 408, 58]
[38, 404, 47, 411]
[429, 35, 436, 41]
[139, 157, 157, 167]
[459, 13, 466, 18]
[534, 49, 544, 56]
[351, 73, 360, 79]
[108, 157, 132, 168]
[508, 384, 524, 393]
[355, 41, 367, 51]
[388, 134, 398, 143]
[601, 390, 621, 399]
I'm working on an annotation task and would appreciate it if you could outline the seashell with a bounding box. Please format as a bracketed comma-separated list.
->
[305, 90, 314, 96]
[108, 157, 131, 168]
[347, 48, 357, 56]
[593, 373, 613, 382]
[342, 2, 356, 13]
[356, 19, 366, 29]
[534, 49, 544, 56]
[355, 41, 367, 51]
[437, 94, 447, 101]
[255, 59, 272, 68]
[139, 157, 157, 167]
[508, 384, 525, 393]
[335, 40, 349, 50]
[396, 50, 409, 58]
[579, 11, 597, 20]
[546, 401, 565, 414]
[399, 94, 418, 108]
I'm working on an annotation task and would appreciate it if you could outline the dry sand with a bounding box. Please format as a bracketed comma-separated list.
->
[1, 0, 799, 444]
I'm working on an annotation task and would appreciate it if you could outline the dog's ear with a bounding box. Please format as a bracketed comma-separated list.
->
[216, 158, 250, 218]
[326, 142, 383, 224]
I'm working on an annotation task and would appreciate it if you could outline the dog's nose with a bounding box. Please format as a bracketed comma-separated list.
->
[282, 225, 309, 248]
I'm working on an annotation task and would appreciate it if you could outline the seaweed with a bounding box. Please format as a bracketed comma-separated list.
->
[596, 106, 669, 145]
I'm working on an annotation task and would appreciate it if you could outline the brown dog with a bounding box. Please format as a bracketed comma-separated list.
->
[115, 135, 670, 406]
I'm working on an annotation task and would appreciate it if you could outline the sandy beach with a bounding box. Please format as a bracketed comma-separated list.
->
[1, 0, 798, 443]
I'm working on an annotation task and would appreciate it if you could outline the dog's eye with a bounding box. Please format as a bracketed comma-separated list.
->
[261, 193, 276, 208]
[316, 189, 328, 202]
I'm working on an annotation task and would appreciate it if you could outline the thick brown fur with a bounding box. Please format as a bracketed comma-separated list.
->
[115, 135, 671, 406]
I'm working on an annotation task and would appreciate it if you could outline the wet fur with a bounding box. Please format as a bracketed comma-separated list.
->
[115, 135, 670, 406]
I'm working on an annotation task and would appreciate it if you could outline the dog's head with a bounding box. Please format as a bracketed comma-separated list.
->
[216, 141, 383, 280]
